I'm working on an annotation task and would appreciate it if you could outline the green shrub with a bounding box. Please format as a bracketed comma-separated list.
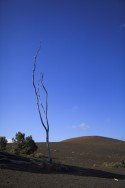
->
[23, 136, 38, 155]
[103, 161, 125, 168]
[12, 132, 38, 155]
[0, 136, 7, 151]
[113, 160, 125, 168]
[34, 152, 43, 159]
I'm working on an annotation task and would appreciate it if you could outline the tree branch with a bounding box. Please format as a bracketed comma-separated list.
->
[32, 44, 47, 132]
[40, 73, 49, 131]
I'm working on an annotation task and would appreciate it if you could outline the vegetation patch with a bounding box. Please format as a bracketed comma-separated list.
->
[0, 137, 7, 151]
[103, 160, 125, 168]
[33, 152, 44, 159]
[11, 132, 38, 155]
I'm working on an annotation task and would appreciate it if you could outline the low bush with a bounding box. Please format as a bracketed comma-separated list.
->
[34, 153, 43, 159]
[0, 136, 7, 151]
[103, 160, 125, 168]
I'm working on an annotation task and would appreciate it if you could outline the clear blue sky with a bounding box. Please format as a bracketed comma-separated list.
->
[0, 0, 125, 142]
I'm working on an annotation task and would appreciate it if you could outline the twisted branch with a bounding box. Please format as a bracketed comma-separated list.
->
[32, 44, 47, 132]
[40, 73, 49, 131]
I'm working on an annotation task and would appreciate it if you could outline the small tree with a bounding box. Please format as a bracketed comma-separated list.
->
[0, 136, 7, 151]
[32, 44, 52, 163]
[13, 131, 25, 143]
[24, 136, 38, 155]
[12, 132, 37, 155]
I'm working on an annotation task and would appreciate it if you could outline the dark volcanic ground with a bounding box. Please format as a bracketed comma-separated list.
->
[0, 136, 125, 188]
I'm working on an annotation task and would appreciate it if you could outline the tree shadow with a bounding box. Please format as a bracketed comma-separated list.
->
[1, 161, 125, 180]
[0, 152, 125, 180]
[66, 165, 125, 180]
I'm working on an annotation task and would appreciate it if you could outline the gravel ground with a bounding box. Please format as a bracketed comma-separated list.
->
[0, 168, 125, 188]
[1, 137, 125, 188]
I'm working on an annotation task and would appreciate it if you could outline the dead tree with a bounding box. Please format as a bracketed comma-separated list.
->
[32, 44, 52, 163]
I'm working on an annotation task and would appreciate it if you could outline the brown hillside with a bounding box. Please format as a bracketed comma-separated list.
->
[61, 136, 124, 143]
[35, 136, 125, 169]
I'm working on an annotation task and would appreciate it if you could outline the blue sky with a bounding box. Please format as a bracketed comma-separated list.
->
[0, 0, 125, 142]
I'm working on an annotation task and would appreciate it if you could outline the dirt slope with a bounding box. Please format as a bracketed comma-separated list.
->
[61, 136, 124, 143]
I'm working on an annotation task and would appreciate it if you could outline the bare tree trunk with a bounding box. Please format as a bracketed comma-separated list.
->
[32, 44, 52, 163]
[46, 130, 52, 163]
